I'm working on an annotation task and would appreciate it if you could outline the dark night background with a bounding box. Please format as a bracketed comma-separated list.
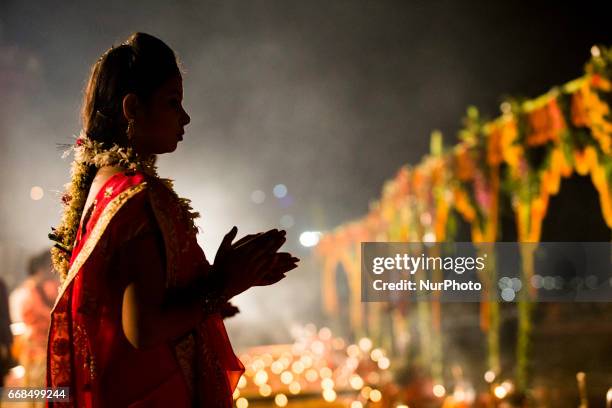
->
[1, 1, 611, 346]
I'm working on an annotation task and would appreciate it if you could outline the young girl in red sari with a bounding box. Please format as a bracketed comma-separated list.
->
[47, 32, 298, 407]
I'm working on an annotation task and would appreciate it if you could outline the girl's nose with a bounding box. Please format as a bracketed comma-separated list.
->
[182, 108, 190, 126]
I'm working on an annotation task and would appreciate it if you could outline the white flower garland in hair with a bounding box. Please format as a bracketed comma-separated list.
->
[51, 132, 200, 282]
[68, 131, 159, 176]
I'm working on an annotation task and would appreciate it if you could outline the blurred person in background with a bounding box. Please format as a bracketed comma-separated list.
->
[8, 249, 58, 391]
[0, 276, 16, 387]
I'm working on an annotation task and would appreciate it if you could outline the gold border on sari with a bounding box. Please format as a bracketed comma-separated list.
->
[51, 182, 148, 313]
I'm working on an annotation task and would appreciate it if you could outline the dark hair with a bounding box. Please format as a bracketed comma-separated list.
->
[82, 32, 181, 148]
[51, 33, 181, 280]
[28, 249, 52, 276]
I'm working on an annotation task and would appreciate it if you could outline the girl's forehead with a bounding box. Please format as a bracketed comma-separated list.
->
[159, 75, 183, 94]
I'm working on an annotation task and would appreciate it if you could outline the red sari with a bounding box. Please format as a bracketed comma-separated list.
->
[47, 171, 244, 407]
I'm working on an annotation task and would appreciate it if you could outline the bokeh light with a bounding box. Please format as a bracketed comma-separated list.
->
[273, 184, 288, 198]
[30, 186, 44, 200]
[250, 190, 265, 204]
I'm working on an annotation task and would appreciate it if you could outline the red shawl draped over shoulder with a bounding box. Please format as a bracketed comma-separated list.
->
[47, 171, 244, 407]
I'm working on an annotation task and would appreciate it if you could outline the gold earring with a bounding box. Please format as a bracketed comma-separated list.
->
[126, 119, 135, 142]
